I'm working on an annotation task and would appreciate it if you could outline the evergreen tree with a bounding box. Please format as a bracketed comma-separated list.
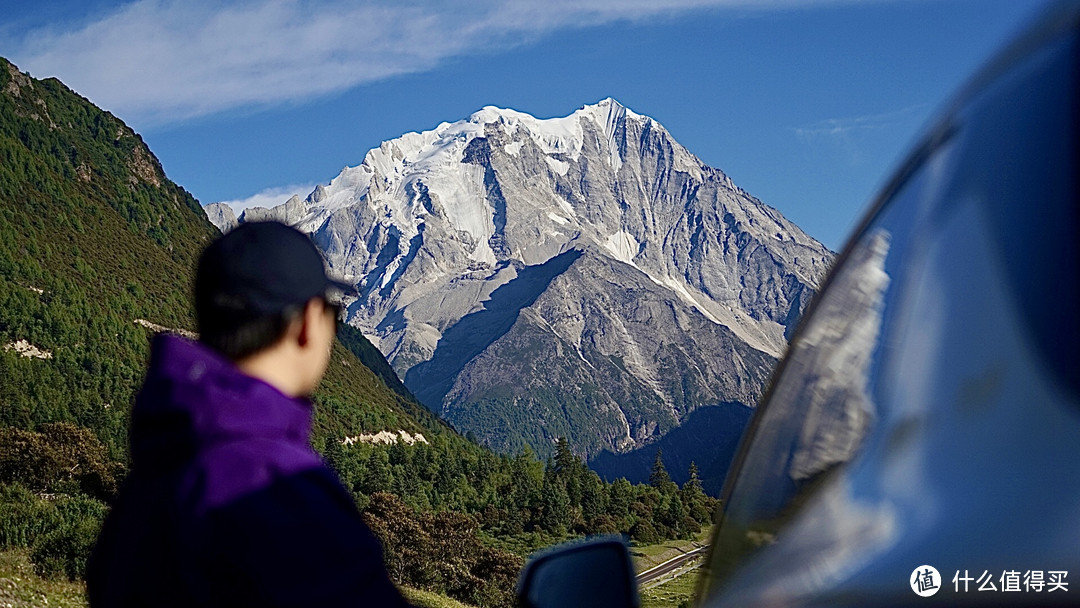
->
[579, 472, 606, 526]
[360, 449, 393, 495]
[510, 449, 542, 513]
[680, 461, 711, 524]
[387, 440, 408, 467]
[540, 475, 571, 535]
[608, 478, 633, 521]
[649, 448, 672, 491]
[411, 442, 438, 479]
[661, 494, 686, 538]
[553, 437, 577, 475]
[321, 436, 349, 484]
[684, 461, 703, 492]
[552, 437, 584, 505]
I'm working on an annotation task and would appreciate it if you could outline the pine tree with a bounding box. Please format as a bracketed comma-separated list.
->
[510, 449, 542, 512]
[608, 478, 633, 521]
[553, 437, 584, 505]
[540, 475, 571, 534]
[579, 471, 606, 526]
[684, 461, 702, 492]
[321, 436, 349, 483]
[649, 448, 672, 491]
[553, 437, 577, 475]
[360, 449, 393, 495]
[387, 440, 408, 466]
[680, 461, 711, 525]
[664, 494, 686, 538]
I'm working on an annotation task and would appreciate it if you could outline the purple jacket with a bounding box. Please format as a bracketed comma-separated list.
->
[88, 334, 410, 607]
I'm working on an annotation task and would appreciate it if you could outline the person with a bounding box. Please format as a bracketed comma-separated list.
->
[88, 221, 412, 607]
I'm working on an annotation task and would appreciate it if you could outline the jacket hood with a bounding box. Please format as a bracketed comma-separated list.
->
[131, 334, 315, 470]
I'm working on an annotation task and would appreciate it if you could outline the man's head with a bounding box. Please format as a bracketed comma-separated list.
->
[195, 222, 351, 396]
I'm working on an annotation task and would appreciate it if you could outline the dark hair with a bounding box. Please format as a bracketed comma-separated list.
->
[197, 305, 302, 361]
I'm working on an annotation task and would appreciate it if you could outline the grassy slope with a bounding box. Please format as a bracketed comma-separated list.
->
[0, 55, 456, 455]
[402, 586, 479, 608]
[631, 527, 711, 608]
[0, 549, 478, 608]
[640, 567, 701, 608]
[0, 549, 88, 608]
[630, 527, 712, 573]
[0, 544, 702, 608]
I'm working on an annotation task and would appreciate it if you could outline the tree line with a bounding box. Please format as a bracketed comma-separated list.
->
[0, 422, 717, 607]
[326, 437, 716, 544]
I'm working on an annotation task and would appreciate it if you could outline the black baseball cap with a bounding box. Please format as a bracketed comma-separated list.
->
[195, 221, 355, 321]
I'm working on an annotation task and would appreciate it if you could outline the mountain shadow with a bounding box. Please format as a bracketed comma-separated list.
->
[405, 248, 583, 409]
[588, 402, 753, 496]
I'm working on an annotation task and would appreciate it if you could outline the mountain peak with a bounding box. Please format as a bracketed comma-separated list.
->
[576, 97, 635, 151]
[468, 105, 536, 126]
[207, 98, 833, 460]
[580, 96, 633, 119]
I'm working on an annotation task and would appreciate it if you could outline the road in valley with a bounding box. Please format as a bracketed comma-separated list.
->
[636, 545, 708, 587]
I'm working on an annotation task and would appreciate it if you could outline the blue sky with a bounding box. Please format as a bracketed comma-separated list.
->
[1, 0, 1051, 250]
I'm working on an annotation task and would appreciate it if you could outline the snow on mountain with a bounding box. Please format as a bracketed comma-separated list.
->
[210, 98, 833, 459]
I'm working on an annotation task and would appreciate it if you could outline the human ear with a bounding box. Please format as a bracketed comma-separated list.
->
[295, 299, 323, 348]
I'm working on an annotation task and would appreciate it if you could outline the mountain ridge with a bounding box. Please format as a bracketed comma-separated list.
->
[207, 98, 834, 460]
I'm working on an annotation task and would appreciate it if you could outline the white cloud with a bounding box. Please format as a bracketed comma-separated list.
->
[5, 0, 872, 128]
[794, 105, 929, 139]
[211, 182, 322, 214]
[792, 104, 930, 166]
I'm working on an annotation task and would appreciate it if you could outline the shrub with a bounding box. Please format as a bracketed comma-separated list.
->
[0, 423, 122, 500]
[31, 516, 101, 579]
[29, 493, 108, 580]
[630, 519, 660, 544]
[0, 482, 61, 548]
[362, 492, 523, 608]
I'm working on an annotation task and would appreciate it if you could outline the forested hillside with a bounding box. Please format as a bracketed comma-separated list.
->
[0, 58, 717, 607]
[0, 54, 445, 456]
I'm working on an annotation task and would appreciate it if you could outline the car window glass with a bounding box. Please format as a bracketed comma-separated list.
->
[700, 136, 958, 594]
[699, 27, 1078, 604]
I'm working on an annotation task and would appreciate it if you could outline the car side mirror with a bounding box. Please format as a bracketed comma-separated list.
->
[516, 536, 640, 608]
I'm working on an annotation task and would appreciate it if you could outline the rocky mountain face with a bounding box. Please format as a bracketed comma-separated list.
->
[203, 201, 238, 232]
[211, 98, 833, 461]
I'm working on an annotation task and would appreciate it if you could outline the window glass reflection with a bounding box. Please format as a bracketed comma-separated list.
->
[702, 146, 943, 592]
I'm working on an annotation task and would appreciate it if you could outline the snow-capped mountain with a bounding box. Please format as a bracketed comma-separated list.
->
[208, 98, 833, 460]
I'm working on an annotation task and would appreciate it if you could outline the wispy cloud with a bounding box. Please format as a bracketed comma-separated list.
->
[794, 104, 929, 139]
[5, 0, 877, 128]
[792, 104, 930, 166]
[212, 182, 322, 214]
